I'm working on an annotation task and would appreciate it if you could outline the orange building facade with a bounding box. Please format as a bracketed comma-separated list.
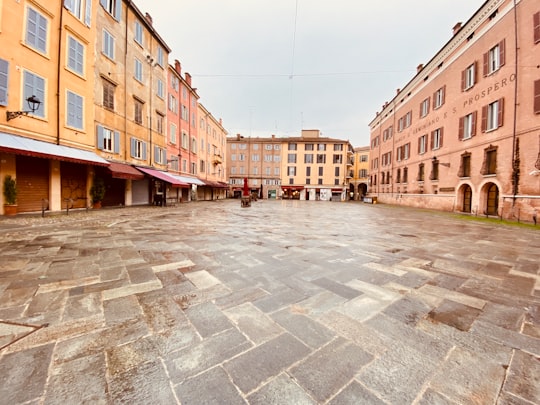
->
[369, 0, 539, 221]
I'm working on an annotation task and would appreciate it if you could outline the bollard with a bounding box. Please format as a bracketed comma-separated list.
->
[65, 198, 73, 215]
[41, 198, 49, 218]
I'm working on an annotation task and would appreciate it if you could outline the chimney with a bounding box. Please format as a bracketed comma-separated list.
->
[396, 88, 400, 95]
[185, 72, 192, 86]
[271, 134, 276, 139]
[219, 118, 222, 125]
[453, 22, 462, 35]
[417, 63, 424, 73]
[236, 134, 241, 140]
[145, 13, 153, 26]
[174, 60, 181, 74]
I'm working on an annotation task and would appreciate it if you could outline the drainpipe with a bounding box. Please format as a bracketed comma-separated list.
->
[56, 3, 64, 145]
[510, 0, 519, 203]
[124, 2, 129, 161]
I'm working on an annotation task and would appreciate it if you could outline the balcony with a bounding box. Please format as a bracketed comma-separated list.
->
[213, 154, 223, 165]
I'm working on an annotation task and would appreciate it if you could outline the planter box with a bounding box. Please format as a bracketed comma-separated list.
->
[3, 204, 17, 216]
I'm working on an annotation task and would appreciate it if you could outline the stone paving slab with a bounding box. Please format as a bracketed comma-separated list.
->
[1, 201, 539, 404]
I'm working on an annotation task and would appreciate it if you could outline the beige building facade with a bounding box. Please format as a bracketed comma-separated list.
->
[226, 130, 354, 201]
[369, 0, 540, 221]
[351, 146, 370, 200]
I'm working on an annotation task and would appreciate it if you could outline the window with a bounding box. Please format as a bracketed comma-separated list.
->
[317, 154, 326, 164]
[274, 144, 280, 151]
[287, 166, 296, 176]
[403, 167, 408, 183]
[396, 169, 401, 183]
[171, 76, 179, 91]
[398, 111, 412, 132]
[156, 113, 164, 134]
[65, 0, 92, 25]
[265, 144, 273, 150]
[318, 178, 323, 185]
[181, 105, 189, 121]
[433, 86, 446, 109]
[287, 154, 296, 163]
[334, 144, 343, 151]
[67, 36, 84, 75]
[182, 132, 188, 149]
[134, 20, 143, 45]
[102, 30, 115, 59]
[23, 71, 45, 118]
[420, 98, 430, 118]
[154, 146, 166, 165]
[103, 79, 115, 110]
[0, 59, 9, 106]
[157, 47, 164, 66]
[288, 143, 297, 151]
[170, 123, 177, 144]
[306, 167, 311, 176]
[403, 143, 410, 160]
[459, 112, 477, 140]
[418, 134, 427, 155]
[253, 144, 259, 150]
[458, 152, 471, 177]
[482, 99, 504, 131]
[359, 169, 367, 178]
[26, 6, 48, 54]
[191, 137, 197, 153]
[431, 128, 443, 150]
[97, 125, 119, 153]
[483, 40, 505, 76]
[101, 0, 121, 21]
[273, 155, 280, 162]
[134, 99, 143, 124]
[318, 167, 323, 176]
[304, 154, 313, 164]
[66, 91, 83, 129]
[134, 58, 143, 82]
[157, 79, 164, 98]
[417, 163, 425, 182]
[168, 94, 178, 114]
[333, 155, 343, 164]
[430, 160, 439, 181]
[317, 144, 326, 151]
[534, 80, 540, 114]
[335, 167, 340, 176]
[481, 146, 497, 175]
[383, 126, 393, 141]
[462, 62, 477, 90]
[274, 167, 280, 175]
[361, 155, 368, 162]
[252, 154, 260, 161]
[305, 143, 314, 151]
[130, 137, 146, 160]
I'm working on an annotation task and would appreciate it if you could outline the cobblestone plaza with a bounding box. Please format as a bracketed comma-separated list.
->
[0, 200, 539, 404]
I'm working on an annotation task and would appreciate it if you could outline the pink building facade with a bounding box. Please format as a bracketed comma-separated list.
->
[369, 0, 540, 222]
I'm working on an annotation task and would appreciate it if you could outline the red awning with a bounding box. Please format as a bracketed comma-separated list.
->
[136, 167, 189, 187]
[281, 186, 304, 190]
[108, 162, 144, 180]
[202, 180, 229, 188]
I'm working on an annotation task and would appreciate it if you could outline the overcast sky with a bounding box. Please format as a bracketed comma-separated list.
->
[134, 0, 483, 147]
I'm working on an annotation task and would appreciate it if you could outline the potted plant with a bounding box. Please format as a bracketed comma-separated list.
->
[3, 174, 17, 215]
[90, 177, 106, 209]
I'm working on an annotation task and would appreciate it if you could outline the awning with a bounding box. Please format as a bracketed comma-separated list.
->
[136, 167, 189, 187]
[108, 162, 144, 180]
[170, 174, 206, 186]
[281, 186, 304, 191]
[0, 133, 109, 166]
[202, 180, 229, 188]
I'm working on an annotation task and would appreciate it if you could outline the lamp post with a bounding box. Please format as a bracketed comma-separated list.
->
[6, 95, 42, 121]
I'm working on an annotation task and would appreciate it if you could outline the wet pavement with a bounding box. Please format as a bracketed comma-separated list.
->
[0, 199, 539, 405]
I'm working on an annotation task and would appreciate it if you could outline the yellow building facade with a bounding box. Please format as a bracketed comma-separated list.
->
[0, 0, 106, 214]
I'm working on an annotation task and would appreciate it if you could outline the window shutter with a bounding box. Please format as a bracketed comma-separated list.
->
[142, 142, 147, 160]
[483, 51, 489, 77]
[535, 12, 540, 43]
[130, 137, 136, 158]
[426, 98, 430, 114]
[0, 59, 9, 106]
[534, 80, 540, 114]
[163, 150, 167, 164]
[114, 131, 120, 153]
[430, 131, 434, 150]
[458, 117, 464, 140]
[114, 0, 122, 21]
[418, 137, 421, 154]
[441, 85, 446, 105]
[461, 69, 466, 91]
[481, 105, 488, 132]
[154, 146, 159, 163]
[472, 111, 477, 136]
[97, 125, 104, 150]
[432, 91, 437, 107]
[439, 127, 444, 148]
[497, 98, 504, 127]
[473, 61, 478, 84]
[499, 39, 506, 67]
[419, 102, 422, 118]
[85, 0, 92, 26]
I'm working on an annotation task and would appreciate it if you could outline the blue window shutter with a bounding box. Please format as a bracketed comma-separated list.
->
[23, 71, 45, 118]
[114, 0, 122, 21]
[142, 142, 147, 161]
[114, 131, 120, 153]
[37, 12, 47, 53]
[130, 137, 136, 158]
[67, 91, 76, 126]
[163, 150, 167, 164]
[85, 0, 92, 26]
[0, 59, 9, 106]
[97, 125, 104, 150]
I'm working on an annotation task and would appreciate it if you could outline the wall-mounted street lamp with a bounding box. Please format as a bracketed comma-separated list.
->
[432, 156, 450, 167]
[6, 95, 42, 121]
